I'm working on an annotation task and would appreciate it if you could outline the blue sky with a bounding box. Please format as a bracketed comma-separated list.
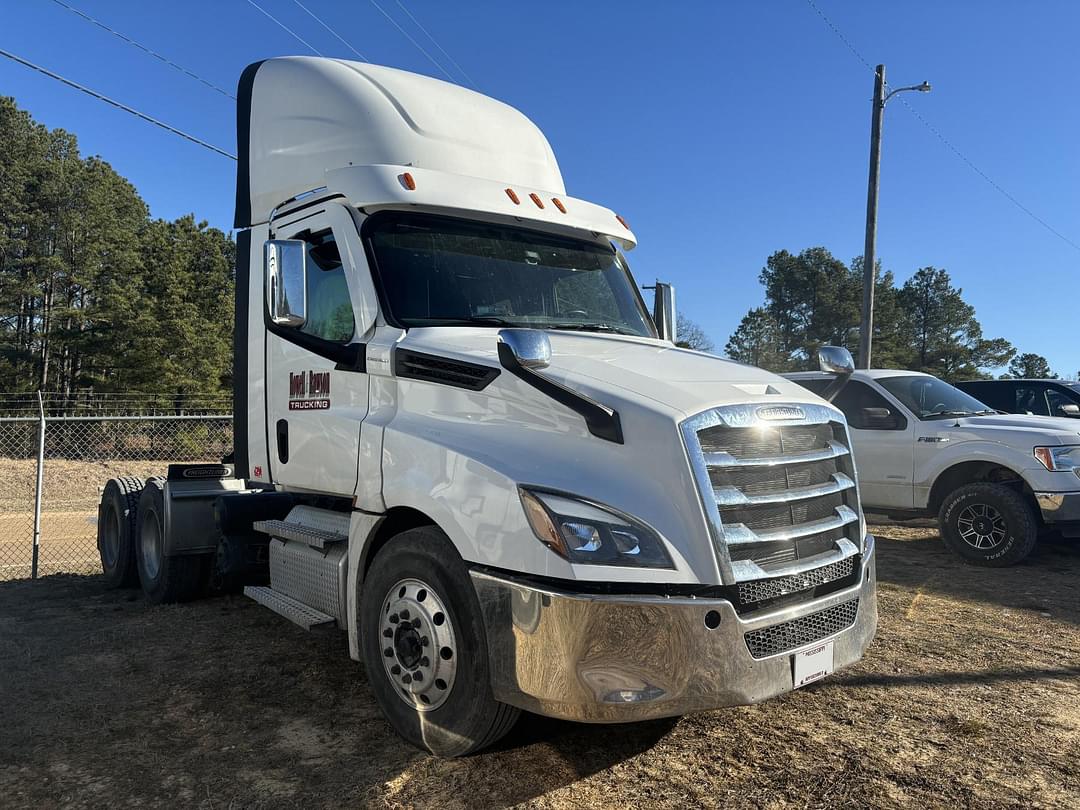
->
[3, 1, 1077, 376]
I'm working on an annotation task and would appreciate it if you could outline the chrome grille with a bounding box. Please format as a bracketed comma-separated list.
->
[744, 598, 860, 658]
[682, 403, 863, 587]
[737, 555, 855, 605]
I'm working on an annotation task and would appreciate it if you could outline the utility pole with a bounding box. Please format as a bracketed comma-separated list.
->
[857, 66, 931, 370]
[858, 64, 886, 370]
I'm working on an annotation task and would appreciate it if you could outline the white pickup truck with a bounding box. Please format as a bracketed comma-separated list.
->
[786, 369, 1080, 566]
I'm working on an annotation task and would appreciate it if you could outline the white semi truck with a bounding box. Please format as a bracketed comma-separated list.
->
[96, 57, 878, 756]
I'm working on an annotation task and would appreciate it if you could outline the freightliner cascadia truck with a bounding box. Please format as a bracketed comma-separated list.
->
[95, 57, 877, 757]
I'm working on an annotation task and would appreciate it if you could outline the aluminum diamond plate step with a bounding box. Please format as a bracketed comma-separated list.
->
[253, 519, 347, 550]
[244, 586, 336, 630]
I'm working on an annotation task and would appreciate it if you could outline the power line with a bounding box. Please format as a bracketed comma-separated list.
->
[0, 48, 236, 160]
[245, 0, 324, 55]
[49, 0, 235, 99]
[894, 96, 1080, 253]
[391, 0, 478, 89]
[803, 0, 1080, 255]
[804, 0, 874, 74]
[367, 0, 457, 83]
[291, 0, 370, 62]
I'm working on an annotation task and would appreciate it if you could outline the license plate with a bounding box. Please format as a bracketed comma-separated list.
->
[793, 640, 834, 688]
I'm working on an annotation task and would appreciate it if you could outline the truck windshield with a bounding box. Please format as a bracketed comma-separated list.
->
[878, 375, 996, 420]
[364, 212, 656, 337]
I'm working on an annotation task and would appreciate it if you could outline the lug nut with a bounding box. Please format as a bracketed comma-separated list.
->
[420, 636, 429, 647]
[400, 609, 410, 620]
[383, 648, 393, 657]
[412, 671, 423, 683]
[383, 628, 392, 638]
[402, 673, 412, 684]
[420, 656, 430, 668]
[389, 613, 399, 624]
[412, 618, 421, 628]
[391, 664, 401, 675]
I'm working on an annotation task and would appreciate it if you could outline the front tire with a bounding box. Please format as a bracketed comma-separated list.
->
[938, 483, 1038, 566]
[359, 526, 520, 757]
[97, 477, 145, 588]
[135, 478, 208, 603]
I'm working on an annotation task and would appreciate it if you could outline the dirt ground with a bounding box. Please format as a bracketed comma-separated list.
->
[0, 523, 1077, 809]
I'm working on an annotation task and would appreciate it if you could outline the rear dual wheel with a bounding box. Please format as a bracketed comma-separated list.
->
[97, 477, 145, 588]
[135, 478, 208, 603]
[359, 526, 519, 757]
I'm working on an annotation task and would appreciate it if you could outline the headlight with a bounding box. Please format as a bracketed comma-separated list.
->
[1033, 445, 1080, 476]
[519, 488, 674, 568]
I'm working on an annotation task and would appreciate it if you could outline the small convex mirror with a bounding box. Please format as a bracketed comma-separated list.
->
[818, 345, 855, 376]
[498, 329, 551, 369]
[265, 240, 307, 327]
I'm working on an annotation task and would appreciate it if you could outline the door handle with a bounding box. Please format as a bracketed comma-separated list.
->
[276, 419, 289, 464]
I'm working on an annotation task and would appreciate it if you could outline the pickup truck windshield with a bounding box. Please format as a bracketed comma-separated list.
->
[878, 375, 996, 420]
[365, 212, 656, 337]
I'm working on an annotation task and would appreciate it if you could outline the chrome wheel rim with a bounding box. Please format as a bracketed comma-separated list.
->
[140, 510, 162, 580]
[957, 503, 1007, 550]
[101, 505, 120, 568]
[380, 578, 457, 712]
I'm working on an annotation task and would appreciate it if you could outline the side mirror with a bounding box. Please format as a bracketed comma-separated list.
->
[265, 240, 307, 327]
[651, 282, 676, 343]
[1057, 403, 1080, 418]
[497, 329, 551, 370]
[860, 406, 896, 429]
[817, 345, 855, 402]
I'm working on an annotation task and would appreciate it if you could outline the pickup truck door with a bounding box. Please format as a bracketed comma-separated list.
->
[263, 203, 378, 495]
[833, 380, 916, 511]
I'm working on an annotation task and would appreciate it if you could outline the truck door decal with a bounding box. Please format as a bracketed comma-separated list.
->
[289, 370, 332, 410]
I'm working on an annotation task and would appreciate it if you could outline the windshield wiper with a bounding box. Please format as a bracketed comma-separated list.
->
[413, 316, 519, 327]
[924, 409, 979, 418]
[545, 323, 637, 335]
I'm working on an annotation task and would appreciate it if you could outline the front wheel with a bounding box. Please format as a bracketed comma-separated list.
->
[938, 483, 1038, 566]
[359, 526, 520, 757]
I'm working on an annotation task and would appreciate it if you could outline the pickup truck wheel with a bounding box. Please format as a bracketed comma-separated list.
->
[360, 526, 520, 757]
[938, 483, 1038, 566]
[97, 477, 145, 588]
[135, 478, 208, 604]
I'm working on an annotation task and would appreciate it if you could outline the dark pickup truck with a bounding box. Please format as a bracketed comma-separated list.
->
[956, 379, 1080, 420]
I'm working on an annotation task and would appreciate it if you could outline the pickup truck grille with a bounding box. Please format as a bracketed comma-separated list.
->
[682, 403, 862, 588]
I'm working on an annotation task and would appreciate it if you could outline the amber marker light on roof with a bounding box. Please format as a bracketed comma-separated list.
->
[551, 197, 567, 213]
[615, 213, 630, 230]
[400, 172, 416, 190]
[505, 188, 520, 204]
[529, 193, 544, 209]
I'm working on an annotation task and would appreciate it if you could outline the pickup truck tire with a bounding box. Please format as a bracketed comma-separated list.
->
[938, 483, 1038, 566]
[359, 526, 520, 757]
[135, 478, 208, 604]
[97, 477, 145, 588]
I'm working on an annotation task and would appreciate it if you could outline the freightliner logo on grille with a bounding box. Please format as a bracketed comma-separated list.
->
[756, 405, 805, 421]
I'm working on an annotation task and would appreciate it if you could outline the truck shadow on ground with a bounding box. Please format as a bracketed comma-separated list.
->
[869, 522, 1080, 625]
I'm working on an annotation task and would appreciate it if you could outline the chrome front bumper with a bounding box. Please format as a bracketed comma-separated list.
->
[1034, 491, 1080, 524]
[472, 534, 877, 723]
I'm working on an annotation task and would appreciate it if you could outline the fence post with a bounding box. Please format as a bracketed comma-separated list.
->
[31, 391, 45, 580]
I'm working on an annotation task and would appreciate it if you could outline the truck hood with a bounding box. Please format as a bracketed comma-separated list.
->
[400, 327, 824, 417]
[943, 413, 1080, 445]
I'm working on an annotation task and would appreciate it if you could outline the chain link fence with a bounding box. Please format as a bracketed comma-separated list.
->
[0, 394, 231, 581]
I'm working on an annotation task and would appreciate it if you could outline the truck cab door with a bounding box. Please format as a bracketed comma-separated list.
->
[263, 203, 377, 496]
[832, 380, 915, 511]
